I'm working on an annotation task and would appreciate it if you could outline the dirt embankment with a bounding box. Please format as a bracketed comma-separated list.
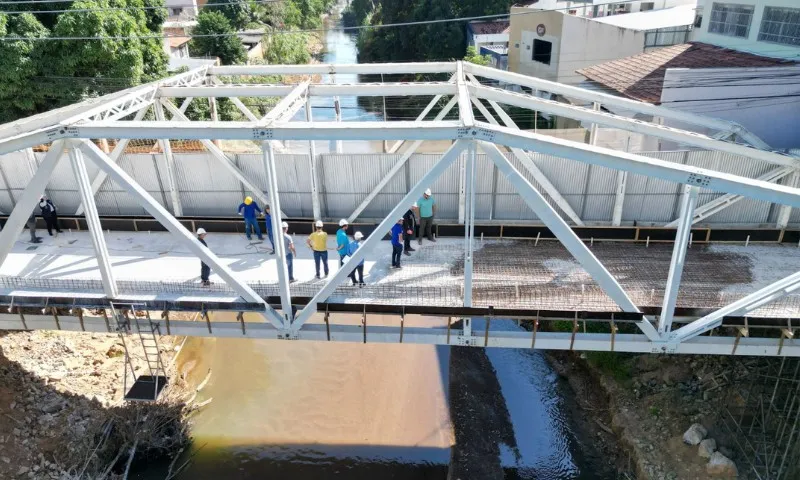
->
[549, 351, 754, 480]
[0, 327, 195, 479]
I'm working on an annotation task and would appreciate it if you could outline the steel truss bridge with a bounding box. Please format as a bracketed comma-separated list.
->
[0, 61, 798, 357]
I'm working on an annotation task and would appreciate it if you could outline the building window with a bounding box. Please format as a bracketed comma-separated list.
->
[170, 7, 182, 16]
[758, 6, 800, 46]
[532, 39, 552, 65]
[708, 3, 754, 38]
[640, 2, 655, 12]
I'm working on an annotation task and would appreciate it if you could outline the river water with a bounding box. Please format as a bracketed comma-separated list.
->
[143, 5, 611, 479]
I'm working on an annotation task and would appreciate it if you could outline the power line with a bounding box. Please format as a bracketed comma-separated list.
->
[0, 0, 651, 41]
[0, 0, 280, 15]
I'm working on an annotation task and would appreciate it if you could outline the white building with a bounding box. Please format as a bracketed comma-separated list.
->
[466, 20, 510, 50]
[165, 0, 198, 18]
[692, 0, 800, 60]
[519, 0, 697, 17]
[592, 4, 696, 50]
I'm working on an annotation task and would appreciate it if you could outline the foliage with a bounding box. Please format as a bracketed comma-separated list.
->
[356, 0, 513, 63]
[251, 0, 285, 28]
[284, 0, 336, 29]
[0, 13, 49, 123]
[464, 45, 491, 66]
[342, 0, 373, 27]
[264, 30, 311, 64]
[190, 11, 247, 65]
[586, 352, 633, 382]
[206, 0, 252, 31]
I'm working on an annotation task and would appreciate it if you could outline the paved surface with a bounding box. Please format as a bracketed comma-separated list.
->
[1, 230, 800, 316]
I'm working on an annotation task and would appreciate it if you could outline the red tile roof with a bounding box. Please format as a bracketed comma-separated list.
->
[577, 42, 795, 104]
[468, 20, 510, 35]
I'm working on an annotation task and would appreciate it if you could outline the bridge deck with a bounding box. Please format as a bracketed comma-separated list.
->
[0, 230, 798, 317]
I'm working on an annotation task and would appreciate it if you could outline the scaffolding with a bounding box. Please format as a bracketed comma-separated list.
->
[721, 357, 800, 479]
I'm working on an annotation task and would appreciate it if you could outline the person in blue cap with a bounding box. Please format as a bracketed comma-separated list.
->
[237, 196, 263, 241]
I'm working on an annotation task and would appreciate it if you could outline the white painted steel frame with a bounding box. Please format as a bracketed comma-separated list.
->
[153, 100, 183, 216]
[0, 314, 795, 356]
[68, 145, 118, 298]
[262, 141, 293, 328]
[658, 186, 698, 334]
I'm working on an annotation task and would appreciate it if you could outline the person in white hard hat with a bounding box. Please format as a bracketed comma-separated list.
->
[347, 231, 365, 286]
[197, 228, 211, 286]
[306, 220, 329, 279]
[415, 188, 436, 245]
[282, 222, 297, 283]
[402, 202, 417, 256]
[336, 219, 350, 266]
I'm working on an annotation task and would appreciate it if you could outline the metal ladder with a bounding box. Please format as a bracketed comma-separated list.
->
[110, 302, 167, 402]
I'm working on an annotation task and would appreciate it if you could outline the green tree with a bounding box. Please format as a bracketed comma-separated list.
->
[41, 0, 167, 104]
[464, 45, 491, 66]
[190, 11, 247, 65]
[264, 31, 310, 64]
[206, 0, 252, 30]
[0, 13, 49, 123]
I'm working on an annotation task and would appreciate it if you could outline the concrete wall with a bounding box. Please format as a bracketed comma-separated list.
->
[694, 0, 800, 60]
[660, 65, 800, 149]
[508, 9, 644, 84]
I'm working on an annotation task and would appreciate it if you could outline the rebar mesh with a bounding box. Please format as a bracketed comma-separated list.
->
[1, 240, 799, 317]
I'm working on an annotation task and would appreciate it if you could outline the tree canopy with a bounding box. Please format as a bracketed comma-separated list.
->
[464, 46, 491, 66]
[189, 10, 247, 65]
[205, 0, 252, 30]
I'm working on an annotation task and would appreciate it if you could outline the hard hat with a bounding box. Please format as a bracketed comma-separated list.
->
[315, 220, 323, 228]
[412, 202, 417, 208]
[354, 231, 363, 240]
[424, 189, 432, 196]
[197, 228, 207, 235]
[339, 219, 348, 226]
[244, 196, 253, 205]
[281, 221, 289, 229]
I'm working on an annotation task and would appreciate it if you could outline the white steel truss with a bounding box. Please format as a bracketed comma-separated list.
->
[0, 61, 798, 356]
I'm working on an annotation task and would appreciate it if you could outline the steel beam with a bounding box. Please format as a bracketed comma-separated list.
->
[75, 106, 151, 216]
[346, 96, 458, 223]
[293, 140, 470, 329]
[262, 142, 293, 327]
[469, 77, 585, 226]
[209, 62, 457, 76]
[672, 271, 800, 342]
[777, 170, 799, 228]
[259, 81, 310, 126]
[161, 83, 456, 98]
[658, 186, 698, 334]
[387, 73, 456, 154]
[153, 100, 183, 216]
[463, 142, 477, 307]
[68, 146, 118, 298]
[2, 315, 796, 356]
[305, 98, 322, 220]
[77, 140, 284, 328]
[0, 141, 65, 267]
[665, 167, 793, 227]
[612, 171, 628, 226]
[480, 141, 660, 341]
[485, 123, 800, 210]
[456, 62, 474, 127]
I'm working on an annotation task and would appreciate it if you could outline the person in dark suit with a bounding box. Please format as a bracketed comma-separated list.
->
[402, 203, 417, 256]
[197, 228, 211, 286]
[38, 196, 62, 236]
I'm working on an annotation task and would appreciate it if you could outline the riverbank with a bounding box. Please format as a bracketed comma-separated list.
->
[0, 328, 193, 478]
[548, 351, 761, 480]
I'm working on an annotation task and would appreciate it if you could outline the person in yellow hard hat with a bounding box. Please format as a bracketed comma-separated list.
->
[237, 196, 263, 241]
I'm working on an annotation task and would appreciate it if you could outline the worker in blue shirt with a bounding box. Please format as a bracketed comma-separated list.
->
[237, 196, 263, 241]
[264, 204, 275, 255]
[337, 219, 350, 266]
[347, 231, 365, 286]
[390, 217, 404, 269]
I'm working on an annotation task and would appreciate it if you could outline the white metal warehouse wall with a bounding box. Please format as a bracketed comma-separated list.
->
[0, 148, 786, 226]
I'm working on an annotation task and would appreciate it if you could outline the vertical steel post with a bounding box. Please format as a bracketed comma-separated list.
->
[658, 185, 698, 334]
[305, 98, 322, 220]
[262, 141, 293, 327]
[457, 151, 466, 224]
[464, 141, 477, 307]
[69, 146, 118, 298]
[612, 170, 628, 226]
[0, 141, 65, 267]
[589, 102, 600, 146]
[153, 100, 183, 216]
[332, 97, 342, 154]
[777, 169, 799, 229]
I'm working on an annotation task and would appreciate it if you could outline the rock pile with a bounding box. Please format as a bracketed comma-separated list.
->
[682, 423, 738, 478]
